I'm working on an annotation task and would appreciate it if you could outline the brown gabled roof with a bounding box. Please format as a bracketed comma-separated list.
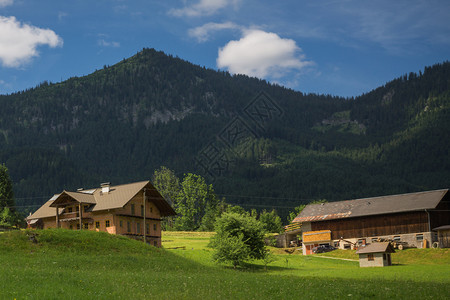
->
[293, 189, 448, 223]
[356, 242, 395, 254]
[28, 180, 176, 220]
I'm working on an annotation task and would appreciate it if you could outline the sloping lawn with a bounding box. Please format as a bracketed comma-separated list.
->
[0, 230, 448, 299]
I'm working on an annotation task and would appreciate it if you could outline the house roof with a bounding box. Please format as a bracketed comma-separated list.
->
[356, 242, 395, 254]
[28, 180, 176, 220]
[293, 189, 448, 223]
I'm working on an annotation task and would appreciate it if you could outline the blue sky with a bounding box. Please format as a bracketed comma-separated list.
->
[0, 0, 449, 97]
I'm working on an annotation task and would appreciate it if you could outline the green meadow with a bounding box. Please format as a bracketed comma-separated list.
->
[0, 230, 449, 299]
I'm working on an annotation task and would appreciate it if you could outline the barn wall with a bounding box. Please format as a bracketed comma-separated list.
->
[311, 211, 429, 240]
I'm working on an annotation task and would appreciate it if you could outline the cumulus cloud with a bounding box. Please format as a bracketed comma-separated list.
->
[0, 16, 63, 68]
[169, 0, 239, 17]
[188, 22, 240, 42]
[217, 29, 312, 79]
[0, 0, 13, 8]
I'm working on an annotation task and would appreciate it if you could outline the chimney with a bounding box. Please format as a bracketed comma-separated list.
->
[101, 182, 111, 194]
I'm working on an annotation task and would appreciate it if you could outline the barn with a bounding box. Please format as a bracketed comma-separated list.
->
[291, 189, 450, 255]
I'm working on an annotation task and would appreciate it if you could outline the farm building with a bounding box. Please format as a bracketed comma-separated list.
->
[26, 181, 176, 247]
[355, 242, 395, 267]
[290, 189, 450, 255]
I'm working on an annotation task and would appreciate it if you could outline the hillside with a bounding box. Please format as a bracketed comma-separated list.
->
[0, 230, 448, 299]
[0, 48, 449, 217]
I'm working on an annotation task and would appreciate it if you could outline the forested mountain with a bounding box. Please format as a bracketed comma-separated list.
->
[0, 48, 448, 219]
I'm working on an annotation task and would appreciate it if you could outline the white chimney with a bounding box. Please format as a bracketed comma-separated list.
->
[101, 182, 111, 194]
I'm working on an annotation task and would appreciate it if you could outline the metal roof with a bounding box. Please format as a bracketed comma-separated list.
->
[28, 180, 176, 220]
[293, 189, 448, 223]
[356, 242, 395, 254]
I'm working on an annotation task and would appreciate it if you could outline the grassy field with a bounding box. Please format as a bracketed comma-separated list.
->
[0, 230, 449, 299]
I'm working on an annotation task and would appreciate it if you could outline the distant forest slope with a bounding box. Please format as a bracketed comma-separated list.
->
[0, 48, 448, 218]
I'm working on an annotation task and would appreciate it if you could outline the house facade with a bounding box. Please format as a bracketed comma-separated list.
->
[292, 189, 450, 254]
[26, 181, 176, 247]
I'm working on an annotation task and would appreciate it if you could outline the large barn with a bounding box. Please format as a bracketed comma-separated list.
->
[291, 189, 450, 255]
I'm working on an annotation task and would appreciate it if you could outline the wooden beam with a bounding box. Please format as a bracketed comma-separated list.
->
[143, 189, 146, 244]
[79, 203, 82, 230]
[56, 206, 60, 228]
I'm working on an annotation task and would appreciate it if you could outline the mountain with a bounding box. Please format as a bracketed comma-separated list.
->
[0, 48, 449, 219]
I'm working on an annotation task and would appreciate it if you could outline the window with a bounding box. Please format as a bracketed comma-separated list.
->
[84, 205, 89, 212]
[84, 223, 89, 229]
[150, 207, 153, 213]
[393, 236, 401, 242]
[137, 222, 141, 234]
[131, 204, 135, 215]
[95, 221, 100, 229]
[76, 224, 80, 230]
[416, 234, 424, 241]
[68, 207, 73, 213]
[153, 224, 157, 231]
[119, 220, 123, 228]
[368, 254, 374, 261]
[383, 254, 387, 260]
[127, 221, 131, 233]
[76, 206, 79, 212]
[141, 205, 144, 217]
[146, 223, 149, 235]
[105, 220, 110, 228]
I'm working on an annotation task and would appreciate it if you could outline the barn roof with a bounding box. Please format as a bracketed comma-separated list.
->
[28, 180, 176, 220]
[356, 242, 395, 254]
[293, 189, 448, 223]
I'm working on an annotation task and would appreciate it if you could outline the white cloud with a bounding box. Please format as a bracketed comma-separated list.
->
[98, 39, 120, 48]
[188, 22, 240, 42]
[0, 16, 63, 68]
[58, 11, 68, 21]
[217, 29, 312, 79]
[169, 0, 239, 17]
[0, 0, 13, 8]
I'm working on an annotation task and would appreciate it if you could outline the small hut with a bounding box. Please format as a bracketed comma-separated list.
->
[355, 242, 395, 267]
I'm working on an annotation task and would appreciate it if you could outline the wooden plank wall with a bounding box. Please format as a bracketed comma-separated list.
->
[311, 211, 429, 240]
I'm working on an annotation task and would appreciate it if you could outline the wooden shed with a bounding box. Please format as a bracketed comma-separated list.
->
[356, 242, 395, 267]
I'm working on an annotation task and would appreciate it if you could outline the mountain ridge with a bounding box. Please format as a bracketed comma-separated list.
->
[0, 48, 448, 218]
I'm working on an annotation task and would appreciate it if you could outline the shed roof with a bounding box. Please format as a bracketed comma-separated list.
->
[293, 189, 448, 223]
[28, 180, 176, 220]
[356, 242, 395, 254]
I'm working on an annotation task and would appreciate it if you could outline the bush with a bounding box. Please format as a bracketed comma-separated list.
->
[209, 212, 266, 267]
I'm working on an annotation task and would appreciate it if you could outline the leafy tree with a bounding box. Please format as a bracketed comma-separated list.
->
[0, 164, 18, 227]
[174, 173, 218, 231]
[210, 232, 250, 268]
[152, 166, 180, 207]
[209, 212, 266, 267]
[152, 166, 180, 230]
[259, 209, 283, 233]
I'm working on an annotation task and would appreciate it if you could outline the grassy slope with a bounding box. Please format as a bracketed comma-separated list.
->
[1, 230, 449, 299]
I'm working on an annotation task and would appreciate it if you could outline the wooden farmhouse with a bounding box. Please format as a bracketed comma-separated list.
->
[355, 242, 395, 267]
[26, 181, 176, 247]
[291, 189, 450, 255]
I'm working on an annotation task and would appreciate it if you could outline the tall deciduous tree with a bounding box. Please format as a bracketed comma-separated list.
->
[152, 166, 180, 230]
[174, 173, 218, 231]
[0, 164, 18, 227]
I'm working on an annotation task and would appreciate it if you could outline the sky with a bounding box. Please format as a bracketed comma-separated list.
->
[0, 0, 449, 97]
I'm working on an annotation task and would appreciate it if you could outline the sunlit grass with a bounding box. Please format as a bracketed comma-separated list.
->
[0, 230, 448, 299]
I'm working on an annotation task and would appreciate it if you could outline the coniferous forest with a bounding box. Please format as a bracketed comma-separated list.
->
[0, 48, 448, 220]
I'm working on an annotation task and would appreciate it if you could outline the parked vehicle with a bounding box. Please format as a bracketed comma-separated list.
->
[312, 244, 336, 254]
